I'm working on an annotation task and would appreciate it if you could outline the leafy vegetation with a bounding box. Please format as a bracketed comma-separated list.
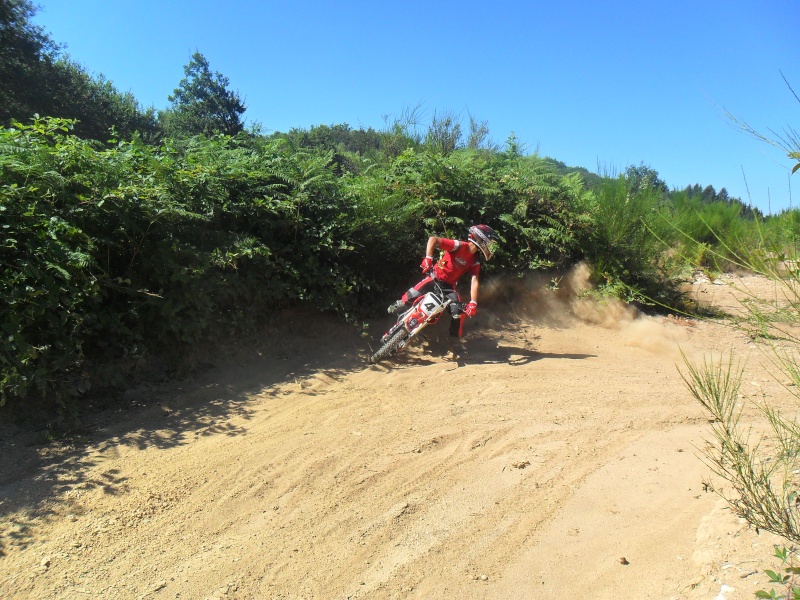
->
[0, 0, 159, 142]
[0, 115, 610, 411]
[2, 0, 794, 422]
[159, 52, 246, 138]
[757, 546, 800, 599]
[13, 7, 800, 598]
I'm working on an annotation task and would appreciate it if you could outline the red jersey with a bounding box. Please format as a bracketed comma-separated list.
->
[432, 238, 481, 285]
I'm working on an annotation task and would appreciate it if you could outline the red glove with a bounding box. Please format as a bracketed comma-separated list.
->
[464, 301, 477, 318]
[421, 256, 434, 273]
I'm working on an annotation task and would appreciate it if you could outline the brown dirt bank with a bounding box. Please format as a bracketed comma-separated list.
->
[1, 270, 794, 599]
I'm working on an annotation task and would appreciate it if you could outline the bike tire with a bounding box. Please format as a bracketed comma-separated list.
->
[369, 328, 408, 364]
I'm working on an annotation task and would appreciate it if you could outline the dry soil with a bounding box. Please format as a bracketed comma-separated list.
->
[1, 266, 798, 599]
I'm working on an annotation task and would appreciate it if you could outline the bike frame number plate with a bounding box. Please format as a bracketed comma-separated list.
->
[416, 293, 443, 317]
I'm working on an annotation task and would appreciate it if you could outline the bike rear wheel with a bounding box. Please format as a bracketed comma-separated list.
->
[369, 328, 408, 363]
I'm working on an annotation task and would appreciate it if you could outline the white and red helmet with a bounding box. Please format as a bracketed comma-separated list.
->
[468, 224, 499, 261]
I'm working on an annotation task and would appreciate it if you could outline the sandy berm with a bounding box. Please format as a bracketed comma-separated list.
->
[1, 266, 793, 599]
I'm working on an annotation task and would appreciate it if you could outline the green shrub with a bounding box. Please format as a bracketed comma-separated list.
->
[0, 118, 366, 410]
[2, 116, 723, 414]
[582, 175, 678, 303]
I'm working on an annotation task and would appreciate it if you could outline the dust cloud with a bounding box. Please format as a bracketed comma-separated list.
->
[480, 262, 691, 356]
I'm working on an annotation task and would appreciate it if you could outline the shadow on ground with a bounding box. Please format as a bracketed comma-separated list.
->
[1, 300, 601, 556]
[367, 305, 598, 371]
[0, 310, 372, 556]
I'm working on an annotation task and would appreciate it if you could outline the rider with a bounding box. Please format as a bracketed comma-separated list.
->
[387, 224, 499, 349]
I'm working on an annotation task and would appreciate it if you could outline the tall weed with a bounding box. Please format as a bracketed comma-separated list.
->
[584, 175, 678, 303]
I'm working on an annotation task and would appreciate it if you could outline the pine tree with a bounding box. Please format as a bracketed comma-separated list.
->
[160, 52, 246, 137]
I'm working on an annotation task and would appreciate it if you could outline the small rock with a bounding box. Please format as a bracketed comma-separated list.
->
[40, 557, 51, 568]
[480, 574, 489, 581]
[620, 557, 630, 565]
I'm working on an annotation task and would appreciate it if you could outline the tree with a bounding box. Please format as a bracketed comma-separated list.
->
[161, 52, 246, 137]
[0, 0, 159, 141]
[0, 0, 59, 123]
[684, 183, 702, 198]
[624, 163, 667, 195]
[701, 184, 716, 203]
[45, 58, 160, 142]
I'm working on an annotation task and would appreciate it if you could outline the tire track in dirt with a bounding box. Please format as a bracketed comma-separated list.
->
[2, 276, 796, 598]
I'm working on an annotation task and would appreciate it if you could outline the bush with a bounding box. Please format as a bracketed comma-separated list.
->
[582, 175, 679, 303]
[1, 117, 701, 415]
[0, 118, 366, 409]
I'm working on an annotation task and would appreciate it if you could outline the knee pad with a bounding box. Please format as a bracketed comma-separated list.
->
[402, 289, 421, 304]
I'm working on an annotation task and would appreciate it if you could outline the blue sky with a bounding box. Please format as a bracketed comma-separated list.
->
[32, 0, 799, 213]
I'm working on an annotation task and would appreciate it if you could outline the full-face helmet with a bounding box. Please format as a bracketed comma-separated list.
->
[468, 224, 499, 261]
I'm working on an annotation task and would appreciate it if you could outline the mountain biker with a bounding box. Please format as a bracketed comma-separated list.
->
[387, 224, 499, 354]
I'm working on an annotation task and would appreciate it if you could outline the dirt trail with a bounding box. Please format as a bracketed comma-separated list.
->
[1, 270, 795, 599]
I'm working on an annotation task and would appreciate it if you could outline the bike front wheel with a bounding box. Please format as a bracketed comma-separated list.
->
[369, 328, 408, 363]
